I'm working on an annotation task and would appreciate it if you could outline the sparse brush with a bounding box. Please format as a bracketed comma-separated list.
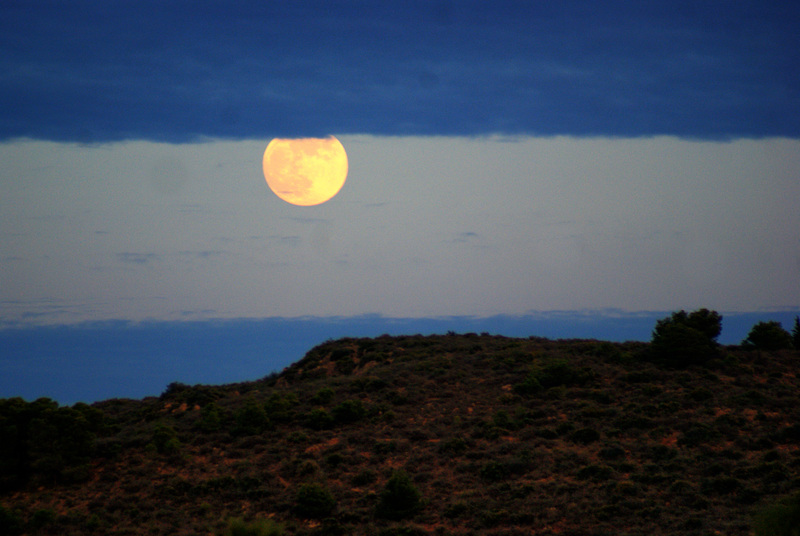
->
[224, 517, 284, 536]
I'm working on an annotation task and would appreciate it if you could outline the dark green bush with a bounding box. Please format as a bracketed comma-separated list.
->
[443, 501, 470, 519]
[438, 437, 468, 455]
[233, 399, 270, 435]
[376, 471, 422, 520]
[536, 360, 593, 388]
[752, 491, 800, 536]
[743, 321, 794, 351]
[598, 444, 626, 460]
[351, 469, 376, 486]
[479, 460, 510, 482]
[29, 508, 56, 530]
[198, 403, 222, 432]
[515, 359, 592, 395]
[294, 483, 337, 519]
[570, 428, 600, 444]
[264, 393, 298, 423]
[576, 464, 614, 481]
[1, 398, 97, 489]
[513, 374, 542, 395]
[305, 408, 334, 430]
[223, 516, 284, 536]
[678, 424, 719, 447]
[311, 388, 334, 405]
[151, 423, 180, 455]
[0, 504, 23, 535]
[701, 476, 741, 495]
[650, 309, 722, 367]
[792, 316, 800, 348]
[331, 400, 365, 424]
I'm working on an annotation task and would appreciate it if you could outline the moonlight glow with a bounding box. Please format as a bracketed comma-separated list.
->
[262, 136, 348, 206]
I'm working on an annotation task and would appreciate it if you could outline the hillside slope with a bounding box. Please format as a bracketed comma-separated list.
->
[2, 333, 799, 535]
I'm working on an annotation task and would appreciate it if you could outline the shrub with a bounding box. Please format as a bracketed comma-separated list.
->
[198, 403, 222, 432]
[234, 399, 270, 435]
[743, 321, 794, 351]
[223, 517, 284, 536]
[792, 316, 800, 349]
[438, 437, 468, 455]
[701, 476, 741, 495]
[1, 398, 97, 488]
[536, 360, 593, 388]
[515, 359, 592, 394]
[752, 491, 800, 536]
[514, 374, 542, 395]
[294, 483, 337, 519]
[30, 509, 56, 530]
[598, 444, 626, 460]
[311, 388, 335, 405]
[480, 460, 510, 482]
[650, 309, 722, 367]
[576, 464, 614, 481]
[570, 428, 600, 444]
[376, 471, 422, 520]
[351, 469, 377, 486]
[678, 424, 719, 447]
[264, 393, 297, 423]
[331, 400, 365, 424]
[0, 505, 23, 535]
[305, 408, 334, 430]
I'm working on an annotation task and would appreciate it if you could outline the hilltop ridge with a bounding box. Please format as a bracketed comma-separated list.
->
[2, 333, 799, 535]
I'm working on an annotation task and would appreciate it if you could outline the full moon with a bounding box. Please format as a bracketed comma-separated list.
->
[263, 136, 348, 206]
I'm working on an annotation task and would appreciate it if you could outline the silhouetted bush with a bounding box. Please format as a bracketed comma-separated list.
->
[306, 408, 334, 430]
[264, 393, 298, 423]
[743, 321, 794, 351]
[223, 516, 284, 536]
[0, 504, 23, 535]
[515, 359, 592, 395]
[233, 399, 270, 436]
[351, 469, 376, 486]
[570, 428, 600, 444]
[376, 471, 422, 520]
[0, 397, 97, 489]
[332, 399, 365, 424]
[752, 491, 800, 536]
[792, 316, 800, 349]
[576, 464, 614, 482]
[513, 374, 542, 395]
[198, 403, 222, 432]
[650, 309, 722, 367]
[294, 483, 336, 519]
[701, 476, 741, 495]
[151, 423, 181, 455]
[438, 437, 468, 455]
[480, 460, 510, 482]
[311, 388, 334, 405]
[536, 359, 593, 388]
[598, 444, 626, 460]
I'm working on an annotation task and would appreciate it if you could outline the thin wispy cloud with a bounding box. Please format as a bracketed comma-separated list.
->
[116, 253, 160, 265]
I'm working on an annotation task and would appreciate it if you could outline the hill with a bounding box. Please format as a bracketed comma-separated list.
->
[2, 333, 799, 535]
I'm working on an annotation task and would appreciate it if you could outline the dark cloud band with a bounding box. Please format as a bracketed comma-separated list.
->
[2, 1, 798, 142]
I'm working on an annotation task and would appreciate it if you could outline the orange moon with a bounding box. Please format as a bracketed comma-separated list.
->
[262, 136, 348, 206]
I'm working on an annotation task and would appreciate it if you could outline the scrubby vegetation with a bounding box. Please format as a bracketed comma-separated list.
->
[1, 311, 799, 535]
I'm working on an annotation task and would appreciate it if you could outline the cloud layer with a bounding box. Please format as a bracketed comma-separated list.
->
[2, 1, 798, 142]
[3, 136, 798, 326]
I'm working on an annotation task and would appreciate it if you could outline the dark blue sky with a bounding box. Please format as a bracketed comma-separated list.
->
[2, 1, 799, 142]
[2, 311, 798, 405]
